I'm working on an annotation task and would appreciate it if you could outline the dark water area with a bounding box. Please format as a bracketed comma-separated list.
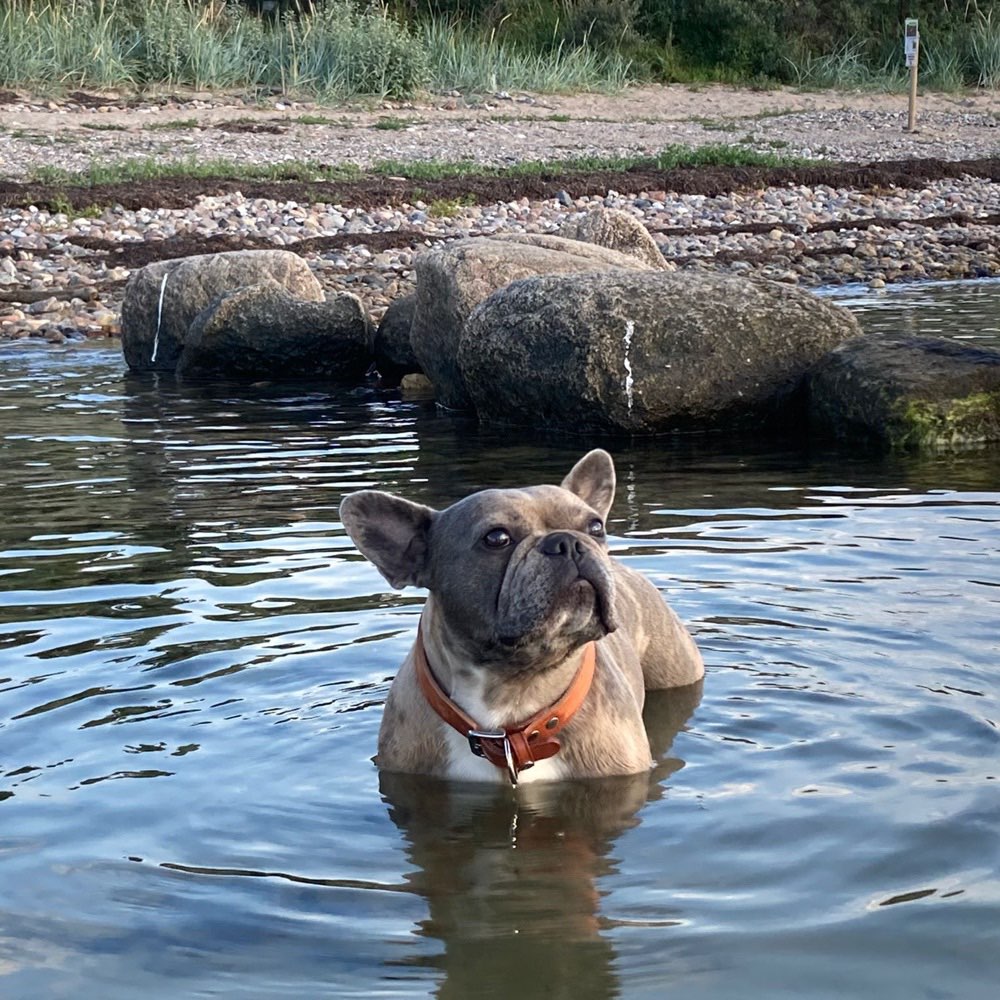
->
[1, 285, 999, 998]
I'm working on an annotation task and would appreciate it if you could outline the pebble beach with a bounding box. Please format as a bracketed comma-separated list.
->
[1, 84, 999, 344]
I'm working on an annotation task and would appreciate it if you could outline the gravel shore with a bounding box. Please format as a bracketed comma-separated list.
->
[1, 84, 999, 344]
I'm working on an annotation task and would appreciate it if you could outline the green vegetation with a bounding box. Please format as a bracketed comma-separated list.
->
[690, 116, 739, 132]
[293, 113, 346, 126]
[898, 392, 1000, 449]
[649, 144, 811, 169]
[369, 144, 807, 183]
[7, 128, 77, 145]
[0, 0, 432, 97]
[22, 144, 812, 188]
[0, 0, 632, 98]
[143, 118, 201, 130]
[399, 0, 1000, 91]
[47, 193, 73, 215]
[428, 195, 474, 217]
[47, 193, 104, 217]
[372, 115, 416, 130]
[2, 1, 997, 98]
[418, 14, 631, 93]
[27, 155, 362, 186]
[970, 10, 1000, 87]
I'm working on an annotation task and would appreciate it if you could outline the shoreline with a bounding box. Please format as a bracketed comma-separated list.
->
[2, 84, 999, 344]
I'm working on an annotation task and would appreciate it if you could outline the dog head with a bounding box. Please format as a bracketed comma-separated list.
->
[340, 450, 619, 672]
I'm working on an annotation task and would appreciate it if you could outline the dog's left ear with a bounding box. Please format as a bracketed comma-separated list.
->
[561, 449, 616, 520]
[340, 490, 436, 589]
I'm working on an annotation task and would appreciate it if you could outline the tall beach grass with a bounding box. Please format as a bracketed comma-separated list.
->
[784, 11, 1000, 93]
[969, 10, 1000, 89]
[2, 0, 998, 98]
[0, 0, 137, 90]
[421, 17, 632, 94]
[0, 0, 632, 99]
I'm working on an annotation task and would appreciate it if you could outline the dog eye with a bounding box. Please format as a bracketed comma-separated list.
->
[483, 528, 511, 549]
[587, 518, 605, 537]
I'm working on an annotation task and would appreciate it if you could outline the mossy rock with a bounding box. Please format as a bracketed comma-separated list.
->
[810, 336, 1000, 449]
[896, 392, 1000, 449]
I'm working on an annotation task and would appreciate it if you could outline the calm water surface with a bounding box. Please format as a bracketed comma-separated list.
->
[827, 276, 1000, 348]
[1, 286, 999, 999]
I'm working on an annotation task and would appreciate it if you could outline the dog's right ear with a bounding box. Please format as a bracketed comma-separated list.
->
[561, 449, 616, 520]
[340, 490, 436, 589]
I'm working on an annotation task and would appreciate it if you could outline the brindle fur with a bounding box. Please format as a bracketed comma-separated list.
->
[340, 449, 704, 781]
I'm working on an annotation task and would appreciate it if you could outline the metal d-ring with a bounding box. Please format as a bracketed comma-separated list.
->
[502, 735, 518, 786]
[467, 728, 520, 785]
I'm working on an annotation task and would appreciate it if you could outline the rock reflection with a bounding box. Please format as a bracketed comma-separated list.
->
[380, 680, 702, 1000]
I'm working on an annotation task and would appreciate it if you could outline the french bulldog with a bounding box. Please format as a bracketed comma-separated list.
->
[339, 449, 703, 784]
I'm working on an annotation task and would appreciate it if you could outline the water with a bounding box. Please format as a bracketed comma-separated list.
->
[826, 276, 1000, 348]
[2, 285, 999, 999]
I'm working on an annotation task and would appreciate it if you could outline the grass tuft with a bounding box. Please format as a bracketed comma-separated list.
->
[785, 37, 890, 90]
[293, 113, 348, 126]
[421, 16, 632, 95]
[428, 195, 473, 218]
[969, 10, 1000, 89]
[79, 121, 128, 131]
[373, 115, 415, 130]
[143, 118, 200, 131]
[0, 0, 432, 99]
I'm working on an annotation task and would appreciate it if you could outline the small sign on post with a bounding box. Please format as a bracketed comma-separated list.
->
[905, 18, 919, 132]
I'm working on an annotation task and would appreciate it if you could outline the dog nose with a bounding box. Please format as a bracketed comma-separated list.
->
[539, 531, 584, 558]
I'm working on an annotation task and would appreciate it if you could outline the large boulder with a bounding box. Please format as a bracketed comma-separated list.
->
[121, 249, 323, 373]
[809, 335, 1000, 448]
[410, 235, 654, 409]
[176, 282, 372, 379]
[460, 270, 862, 434]
[558, 206, 668, 269]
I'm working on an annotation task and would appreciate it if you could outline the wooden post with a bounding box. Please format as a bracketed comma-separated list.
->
[905, 19, 919, 132]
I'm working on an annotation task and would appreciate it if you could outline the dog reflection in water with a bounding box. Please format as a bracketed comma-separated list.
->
[379, 683, 702, 999]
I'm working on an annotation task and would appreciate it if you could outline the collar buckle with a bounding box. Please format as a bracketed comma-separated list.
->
[467, 729, 526, 786]
[467, 728, 505, 759]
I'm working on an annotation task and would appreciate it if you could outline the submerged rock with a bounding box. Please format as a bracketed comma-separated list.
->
[460, 270, 861, 434]
[121, 249, 323, 373]
[810, 335, 1000, 448]
[400, 372, 436, 399]
[410, 235, 654, 409]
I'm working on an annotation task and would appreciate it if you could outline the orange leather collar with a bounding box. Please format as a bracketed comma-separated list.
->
[413, 617, 596, 785]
